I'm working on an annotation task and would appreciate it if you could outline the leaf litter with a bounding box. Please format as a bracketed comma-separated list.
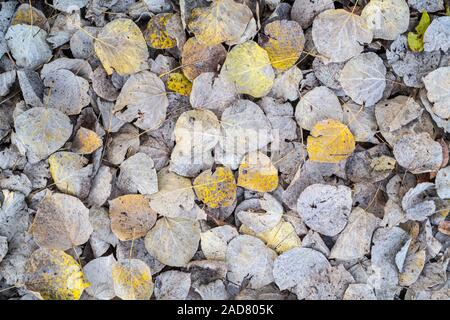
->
[0, 0, 449, 301]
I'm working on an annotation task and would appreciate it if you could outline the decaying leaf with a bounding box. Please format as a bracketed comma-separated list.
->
[307, 119, 356, 163]
[361, 0, 409, 40]
[31, 192, 92, 250]
[393, 133, 442, 174]
[312, 9, 373, 63]
[291, 0, 334, 29]
[181, 37, 227, 82]
[25, 248, 89, 300]
[226, 235, 277, 289]
[193, 167, 237, 208]
[112, 259, 154, 300]
[167, 72, 192, 96]
[188, 0, 253, 45]
[94, 18, 149, 76]
[117, 153, 158, 196]
[71, 127, 103, 154]
[114, 71, 168, 131]
[201, 225, 239, 260]
[48, 152, 93, 199]
[220, 41, 275, 98]
[424, 16, 450, 52]
[339, 52, 386, 106]
[297, 183, 352, 236]
[144, 217, 201, 267]
[237, 152, 278, 193]
[295, 86, 343, 131]
[83, 255, 116, 300]
[109, 195, 157, 241]
[375, 95, 423, 132]
[259, 20, 305, 71]
[149, 168, 196, 218]
[14, 107, 72, 164]
[5, 24, 52, 69]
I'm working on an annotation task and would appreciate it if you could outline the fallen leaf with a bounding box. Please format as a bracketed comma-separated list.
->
[112, 259, 154, 300]
[109, 194, 157, 241]
[193, 167, 237, 208]
[237, 151, 278, 192]
[307, 119, 355, 163]
[94, 18, 149, 76]
[25, 248, 89, 300]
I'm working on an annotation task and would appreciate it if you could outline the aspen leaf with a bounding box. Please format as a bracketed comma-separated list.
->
[71, 127, 103, 154]
[259, 20, 305, 71]
[307, 119, 355, 163]
[109, 195, 157, 241]
[312, 9, 373, 63]
[237, 151, 278, 193]
[181, 37, 227, 82]
[5, 24, 52, 70]
[31, 192, 93, 251]
[144, 217, 201, 267]
[25, 248, 89, 300]
[148, 168, 196, 218]
[361, 0, 410, 40]
[94, 18, 149, 76]
[167, 72, 192, 96]
[117, 153, 158, 196]
[240, 220, 301, 254]
[226, 235, 277, 289]
[193, 167, 237, 208]
[237, 193, 283, 233]
[145, 13, 178, 49]
[220, 41, 275, 98]
[295, 86, 343, 131]
[424, 16, 450, 52]
[408, 10, 431, 52]
[11, 4, 49, 31]
[297, 184, 352, 236]
[48, 152, 93, 199]
[114, 71, 168, 131]
[339, 52, 386, 106]
[14, 107, 73, 164]
[83, 255, 116, 300]
[112, 259, 154, 300]
[291, 0, 334, 29]
[188, 0, 253, 46]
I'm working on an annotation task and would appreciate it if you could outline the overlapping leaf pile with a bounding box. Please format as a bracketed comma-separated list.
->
[0, 0, 449, 301]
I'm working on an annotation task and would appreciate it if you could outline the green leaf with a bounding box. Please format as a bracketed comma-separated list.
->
[407, 11, 431, 52]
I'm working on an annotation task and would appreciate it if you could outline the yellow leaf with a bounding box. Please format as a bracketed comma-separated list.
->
[237, 151, 278, 192]
[188, 0, 253, 46]
[240, 220, 301, 254]
[109, 194, 157, 241]
[112, 259, 153, 300]
[94, 18, 149, 76]
[193, 167, 237, 208]
[144, 13, 177, 49]
[307, 119, 356, 163]
[71, 127, 103, 154]
[221, 41, 275, 98]
[370, 155, 396, 171]
[167, 72, 193, 96]
[25, 248, 89, 300]
[407, 11, 431, 52]
[260, 20, 305, 71]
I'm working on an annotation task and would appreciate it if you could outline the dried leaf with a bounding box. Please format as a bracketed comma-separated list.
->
[307, 119, 355, 163]
[312, 9, 373, 63]
[237, 151, 278, 193]
[25, 248, 89, 300]
[193, 167, 236, 208]
[117, 153, 158, 196]
[109, 194, 157, 241]
[94, 18, 149, 76]
[31, 192, 92, 250]
[144, 217, 201, 267]
[112, 259, 154, 300]
[220, 41, 275, 98]
[188, 0, 253, 45]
